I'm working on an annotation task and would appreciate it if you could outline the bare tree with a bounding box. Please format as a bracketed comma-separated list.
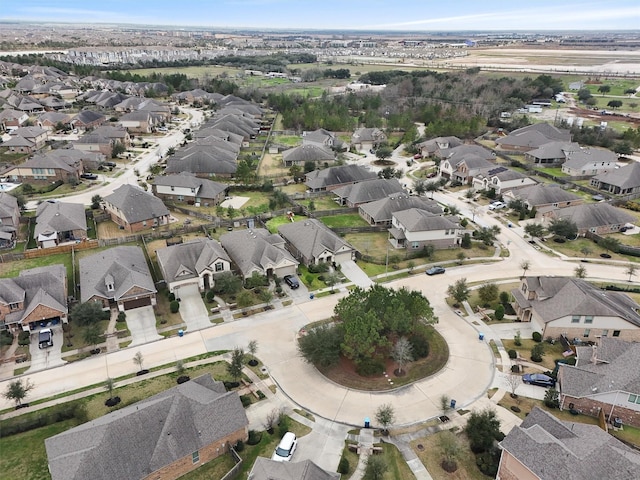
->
[375, 403, 395, 436]
[133, 351, 144, 372]
[626, 263, 637, 282]
[504, 373, 522, 398]
[263, 408, 279, 433]
[391, 337, 414, 375]
[439, 394, 451, 415]
[438, 430, 461, 473]
[574, 264, 587, 279]
[520, 260, 531, 278]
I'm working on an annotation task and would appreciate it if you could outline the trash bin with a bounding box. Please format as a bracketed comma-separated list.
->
[450, 399, 456, 409]
[178, 329, 184, 337]
[479, 333, 485, 341]
[309, 293, 314, 300]
[364, 417, 370, 428]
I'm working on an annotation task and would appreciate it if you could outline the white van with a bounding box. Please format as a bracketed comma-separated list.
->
[271, 432, 297, 462]
[38, 328, 53, 349]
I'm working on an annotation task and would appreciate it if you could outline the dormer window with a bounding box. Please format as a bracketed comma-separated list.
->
[105, 274, 115, 293]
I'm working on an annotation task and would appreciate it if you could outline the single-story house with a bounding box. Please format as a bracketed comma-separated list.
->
[510, 276, 640, 342]
[560, 147, 617, 177]
[498, 406, 640, 479]
[92, 125, 131, 148]
[389, 208, 463, 250]
[278, 218, 356, 266]
[282, 144, 336, 168]
[550, 203, 635, 235]
[590, 162, 640, 196]
[471, 166, 537, 195]
[496, 123, 571, 152]
[504, 184, 582, 216]
[35, 201, 87, 248]
[220, 228, 298, 280]
[416, 136, 463, 158]
[103, 184, 170, 233]
[165, 146, 238, 179]
[332, 178, 405, 207]
[79, 246, 156, 311]
[249, 458, 340, 480]
[351, 127, 386, 152]
[70, 110, 106, 131]
[0, 264, 68, 333]
[74, 132, 114, 157]
[156, 238, 232, 294]
[45, 374, 249, 480]
[302, 128, 346, 151]
[0, 192, 20, 248]
[152, 173, 228, 206]
[557, 337, 640, 428]
[305, 164, 377, 193]
[359, 193, 442, 226]
[118, 110, 159, 134]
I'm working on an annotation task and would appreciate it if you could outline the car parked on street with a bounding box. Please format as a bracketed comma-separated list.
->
[522, 373, 555, 387]
[272, 432, 297, 462]
[284, 275, 300, 289]
[426, 266, 446, 276]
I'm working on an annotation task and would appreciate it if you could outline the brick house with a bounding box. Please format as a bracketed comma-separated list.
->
[152, 172, 228, 206]
[278, 219, 356, 266]
[388, 208, 463, 250]
[332, 178, 405, 208]
[103, 184, 170, 233]
[549, 203, 635, 236]
[4, 126, 49, 153]
[503, 184, 582, 219]
[249, 458, 340, 480]
[5, 152, 84, 185]
[74, 132, 114, 157]
[45, 374, 249, 480]
[0, 264, 68, 333]
[359, 194, 442, 226]
[496, 123, 571, 152]
[511, 276, 640, 342]
[305, 164, 377, 193]
[35, 201, 87, 248]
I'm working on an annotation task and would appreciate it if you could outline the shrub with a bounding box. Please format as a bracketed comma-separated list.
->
[338, 457, 350, 474]
[205, 290, 215, 302]
[507, 349, 517, 359]
[308, 262, 330, 273]
[240, 395, 252, 407]
[355, 358, 385, 376]
[117, 311, 126, 322]
[278, 414, 290, 437]
[499, 291, 510, 304]
[168, 292, 175, 302]
[531, 343, 545, 362]
[476, 448, 501, 477]
[494, 304, 505, 321]
[224, 381, 240, 390]
[532, 331, 542, 343]
[18, 331, 30, 346]
[0, 330, 14, 346]
[170, 300, 180, 313]
[544, 388, 560, 409]
[234, 440, 245, 452]
[409, 333, 430, 358]
[247, 430, 262, 445]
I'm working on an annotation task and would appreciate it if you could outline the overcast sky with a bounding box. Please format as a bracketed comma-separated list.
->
[3, 1, 640, 31]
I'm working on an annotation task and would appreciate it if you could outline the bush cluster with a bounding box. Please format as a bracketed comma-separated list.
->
[0, 402, 87, 438]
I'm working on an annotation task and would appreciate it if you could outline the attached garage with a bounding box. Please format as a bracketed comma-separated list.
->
[122, 297, 152, 310]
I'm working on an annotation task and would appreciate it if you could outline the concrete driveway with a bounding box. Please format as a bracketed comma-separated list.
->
[125, 306, 163, 346]
[176, 284, 212, 331]
[27, 326, 65, 373]
[339, 260, 373, 288]
[489, 322, 535, 340]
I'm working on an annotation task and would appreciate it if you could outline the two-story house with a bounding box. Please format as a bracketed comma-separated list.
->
[0, 192, 20, 248]
[388, 208, 463, 250]
[103, 184, 170, 233]
[472, 166, 537, 195]
[560, 147, 617, 177]
[152, 172, 228, 206]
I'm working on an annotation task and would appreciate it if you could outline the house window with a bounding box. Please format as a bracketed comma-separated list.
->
[584, 316, 593, 324]
[10, 302, 20, 311]
[143, 221, 147, 227]
[571, 315, 580, 323]
[628, 394, 640, 404]
[583, 329, 590, 338]
[602, 329, 608, 337]
[192, 451, 200, 464]
[171, 186, 175, 191]
[411, 242, 419, 249]
[613, 330, 621, 337]
[215, 262, 224, 272]
[177, 195, 184, 201]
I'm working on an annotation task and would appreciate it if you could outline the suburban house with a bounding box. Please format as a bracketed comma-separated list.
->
[165, 146, 238, 178]
[0, 192, 20, 248]
[248, 458, 340, 480]
[416, 136, 463, 158]
[156, 238, 232, 294]
[193, 128, 245, 149]
[220, 228, 298, 280]
[496, 123, 572, 152]
[471, 166, 537, 195]
[37, 111, 72, 131]
[550, 203, 635, 235]
[504, 184, 582, 216]
[438, 145, 495, 183]
[92, 125, 131, 148]
[557, 337, 640, 428]
[103, 184, 170, 233]
[4, 126, 48, 153]
[118, 110, 159, 133]
[350, 127, 386, 152]
[510, 276, 640, 342]
[70, 110, 106, 131]
[173, 89, 222, 104]
[302, 128, 346, 151]
[278, 219, 356, 266]
[152, 172, 228, 206]
[45, 374, 249, 480]
[282, 144, 336, 168]
[4, 149, 87, 184]
[74, 132, 115, 157]
[35, 201, 87, 248]
[359, 193, 442, 226]
[497, 406, 640, 480]
[79, 246, 156, 311]
[388, 208, 463, 250]
[590, 162, 640, 196]
[332, 178, 405, 207]
[0, 109, 29, 131]
[560, 147, 617, 177]
[0, 264, 68, 333]
[305, 165, 377, 193]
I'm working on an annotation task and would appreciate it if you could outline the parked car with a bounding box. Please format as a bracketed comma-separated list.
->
[488, 202, 506, 211]
[426, 266, 446, 276]
[102, 161, 117, 168]
[38, 328, 53, 349]
[413, 153, 423, 160]
[80, 173, 98, 180]
[426, 172, 437, 178]
[522, 373, 555, 387]
[284, 275, 300, 289]
[271, 432, 297, 462]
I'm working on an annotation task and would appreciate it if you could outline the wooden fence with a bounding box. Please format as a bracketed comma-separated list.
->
[23, 240, 99, 258]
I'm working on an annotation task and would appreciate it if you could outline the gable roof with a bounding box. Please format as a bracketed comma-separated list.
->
[79, 246, 155, 303]
[333, 178, 404, 205]
[153, 173, 227, 199]
[499, 406, 640, 480]
[45, 374, 248, 480]
[593, 162, 640, 190]
[278, 219, 354, 260]
[351, 127, 385, 143]
[282, 144, 335, 164]
[562, 147, 617, 169]
[0, 192, 19, 221]
[165, 149, 238, 176]
[157, 238, 231, 285]
[305, 164, 377, 190]
[249, 458, 340, 480]
[71, 110, 105, 126]
[553, 203, 635, 230]
[103, 184, 169, 224]
[417, 136, 463, 154]
[441, 144, 495, 165]
[511, 184, 581, 206]
[393, 208, 461, 232]
[35, 201, 87, 238]
[359, 194, 442, 223]
[497, 123, 571, 149]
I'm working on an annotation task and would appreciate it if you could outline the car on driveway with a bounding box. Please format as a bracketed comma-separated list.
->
[488, 201, 506, 211]
[38, 328, 53, 349]
[426, 172, 437, 178]
[426, 266, 446, 276]
[272, 432, 297, 462]
[284, 275, 300, 289]
[80, 173, 98, 180]
[522, 373, 555, 387]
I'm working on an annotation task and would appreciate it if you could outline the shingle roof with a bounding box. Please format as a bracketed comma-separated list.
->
[278, 219, 354, 262]
[554, 203, 635, 230]
[351, 127, 385, 143]
[499, 407, 640, 480]
[359, 194, 442, 223]
[511, 184, 581, 207]
[593, 162, 640, 190]
[0, 192, 18, 222]
[45, 374, 248, 480]
[71, 110, 105, 126]
[35, 201, 87, 238]
[282, 144, 335, 164]
[305, 165, 377, 190]
[165, 149, 238, 176]
[562, 147, 617, 169]
[441, 144, 495, 165]
[249, 458, 340, 480]
[104, 184, 169, 224]
[497, 123, 572, 149]
[157, 238, 230, 285]
[79, 246, 155, 303]
[333, 178, 404, 205]
[393, 209, 460, 232]
[153, 173, 227, 200]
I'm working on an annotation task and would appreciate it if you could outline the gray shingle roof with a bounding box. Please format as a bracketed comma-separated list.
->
[35, 201, 87, 238]
[79, 246, 156, 303]
[359, 194, 442, 224]
[593, 162, 640, 190]
[554, 203, 635, 230]
[282, 144, 335, 164]
[71, 110, 105, 126]
[0, 192, 19, 222]
[153, 173, 227, 200]
[525, 141, 580, 160]
[497, 123, 572, 149]
[393, 209, 460, 232]
[333, 178, 404, 205]
[278, 219, 354, 262]
[104, 184, 169, 224]
[562, 147, 617, 169]
[45, 374, 248, 480]
[305, 165, 377, 190]
[249, 458, 340, 480]
[165, 148, 238, 176]
[157, 238, 230, 285]
[499, 407, 640, 480]
[511, 184, 581, 207]
[442, 144, 495, 165]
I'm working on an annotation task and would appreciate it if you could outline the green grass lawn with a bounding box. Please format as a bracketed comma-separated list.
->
[271, 135, 302, 146]
[534, 166, 568, 177]
[299, 196, 343, 211]
[264, 214, 309, 233]
[0, 252, 74, 294]
[501, 338, 566, 371]
[177, 453, 237, 480]
[319, 214, 369, 228]
[583, 79, 639, 97]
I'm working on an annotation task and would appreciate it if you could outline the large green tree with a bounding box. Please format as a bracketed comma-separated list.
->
[71, 301, 110, 326]
[465, 408, 503, 453]
[298, 324, 343, 368]
[3, 378, 35, 407]
[548, 218, 578, 239]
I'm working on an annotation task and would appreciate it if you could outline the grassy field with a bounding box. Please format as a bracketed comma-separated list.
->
[582, 79, 639, 97]
[320, 214, 369, 228]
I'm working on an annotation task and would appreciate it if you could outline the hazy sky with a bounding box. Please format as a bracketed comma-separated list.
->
[3, 0, 639, 30]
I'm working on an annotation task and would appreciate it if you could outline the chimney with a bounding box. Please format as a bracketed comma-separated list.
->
[590, 344, 598, 365]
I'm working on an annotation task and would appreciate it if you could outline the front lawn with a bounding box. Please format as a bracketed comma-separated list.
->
[501, 338, 567, 371]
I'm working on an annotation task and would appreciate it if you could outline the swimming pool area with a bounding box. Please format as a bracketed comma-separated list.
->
[0, 182, 20, 192]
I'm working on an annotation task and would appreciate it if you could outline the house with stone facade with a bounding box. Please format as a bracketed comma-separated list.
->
[45, 374, 249, 480]
[438, 145, 495, 183]
[350, 127, 386, 152]
[278, 219, 355, 266]
[0, 264, 67, 333]
[103, 184, 170, 233]
[471, 166, 537, 195]
[388, 209, 463, 250]
[511, 276, 640, 342]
